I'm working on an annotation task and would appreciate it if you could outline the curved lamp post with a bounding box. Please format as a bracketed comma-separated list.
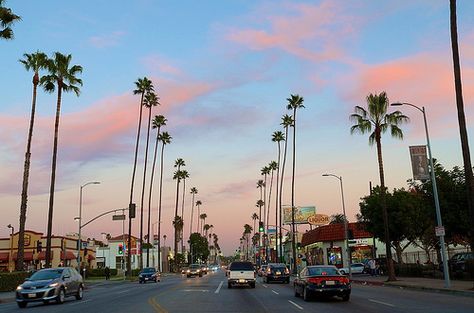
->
[322, 173, 352, 278]
[391, 102, 450, 288]
[76, 181, 100, 268]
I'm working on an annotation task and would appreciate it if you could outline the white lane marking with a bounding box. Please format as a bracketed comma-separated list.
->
[115, 289, 129, 294]
[271, 290, 279, 295]
[368, 299, 395, 307]
[215, 281, 224, 294]
[69, 299, 92, 305]
[262, 284, 268, 288]
[288, 300, 303, 310]
[183, 289, 209, 292]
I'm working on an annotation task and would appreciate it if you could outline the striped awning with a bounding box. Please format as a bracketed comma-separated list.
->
[12, 251, 34, 261]
[61, 251, 76, 260]
[0, 252, 9, 262]
[37, 251, 54, 260]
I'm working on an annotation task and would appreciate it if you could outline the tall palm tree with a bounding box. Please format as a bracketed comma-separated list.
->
[286, 94, 305, 273]
[16, 51, 48, 271]
[140, 92, 159, 268]
[349, 91, 409, 281]
[147, 115, 166, 266]
[267, 160, 278, 262]
[272, 131, 284, 262]
[0, 0, 21, 40]
[200, 213, 207, 235]
[41, 52, 82, 267]
[450, 0, 474, 251]
[203, 224, 210, 238]
[251, 213, 258, 237]
[127, 77, 154, 275]
[279, 115, 292, 261]
[256, 180, 265, 221]
[261, 167, 270, 230]
[243, 224, 253, 260]
[180, 170, 190, 252]
[157, 131, 171, 271]
[172, 158, 186, 258]
[172, 216, 184, 262]
[189, 187, 198, 235]
[196, 200, 202, 233]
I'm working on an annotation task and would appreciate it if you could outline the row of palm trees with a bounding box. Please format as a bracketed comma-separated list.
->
[15, 51, 83, 270]
[245, 94, 304, 271]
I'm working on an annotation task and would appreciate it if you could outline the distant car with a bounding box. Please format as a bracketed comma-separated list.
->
[187, 264, 202, 277]
[181, 267, 189, 275]
[339, 263, 366, 275]
[200, 265, 208, 275]
[258, 265, 268, 277]
[16, 267, 84, 308]
[294, 265, 350, 302]
[138, 267, 160, 283]
[263, 263, 290, 284]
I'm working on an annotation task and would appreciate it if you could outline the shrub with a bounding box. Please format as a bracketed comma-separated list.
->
[86, 268, 118, 277]
[395, 263, 424, 277]
[465, 259, 474, 280]
[0, 272, 30, 292]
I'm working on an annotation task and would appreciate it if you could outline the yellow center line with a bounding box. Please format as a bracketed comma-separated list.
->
[147, 284, 181, 313]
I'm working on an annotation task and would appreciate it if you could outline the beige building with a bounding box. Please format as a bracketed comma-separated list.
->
[0, 230, 97, 272]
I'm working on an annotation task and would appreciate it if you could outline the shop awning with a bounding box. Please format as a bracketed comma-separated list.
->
[13, 251, 34, 261]
[61, 251, 76, 260]
[37, 251, 53, 260]
[0, 252, 9, 262]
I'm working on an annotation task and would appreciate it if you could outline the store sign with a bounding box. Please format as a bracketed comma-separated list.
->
[283, 206, 316, 224]
[348, 238, 372, 246]
[307, 214, 329, 226]
[24, 234, 31, 246]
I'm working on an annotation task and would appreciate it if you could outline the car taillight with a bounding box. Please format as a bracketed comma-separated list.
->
[340, 277, 350, 285]
[284, 268, 290, 274]
[307, 277, 322, 285]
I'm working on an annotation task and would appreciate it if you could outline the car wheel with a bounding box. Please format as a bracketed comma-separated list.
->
[250, 282, 256, 288]
[56, 288, 65, 304]
[303, 287, 310, 302]
[17, 301, 27, 308]
[43, 300, 49, 305]
[75, 286, 84, 300]
[228, 283, 232, 289]
[342, 294, 350, 301]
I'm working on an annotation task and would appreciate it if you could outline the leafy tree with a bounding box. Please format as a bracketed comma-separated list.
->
[350, 91, 409, 280]
[16, 51, 48, 270]
[189, 232, 209, 263]
[329, 214, 347, 224]
[0, 0, 20, 40]
[41, 52, 83, 267]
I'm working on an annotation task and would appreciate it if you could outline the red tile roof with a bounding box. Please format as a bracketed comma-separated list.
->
[301, 222, 373, 246]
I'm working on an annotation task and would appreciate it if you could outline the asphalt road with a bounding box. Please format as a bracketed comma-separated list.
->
[1, 271, 473, 312]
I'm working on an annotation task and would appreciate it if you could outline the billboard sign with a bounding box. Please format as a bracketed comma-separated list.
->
[283, 206, 316, 225]
[409, 145, 430, 180]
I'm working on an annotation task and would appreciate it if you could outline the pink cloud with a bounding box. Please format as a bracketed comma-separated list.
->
[142, 55, 183, 76]
[88, 31, 126, 48]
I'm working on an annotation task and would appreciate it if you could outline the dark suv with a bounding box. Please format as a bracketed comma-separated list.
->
[138, 267, 160, 283]
[449, 252, 474, 273]
[263, 263, 290, 284]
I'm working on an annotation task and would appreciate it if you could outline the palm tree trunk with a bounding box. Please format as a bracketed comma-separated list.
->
[157, 143, 165, 272]
[128, 92, 145, 276]
[147, 127, 160, 268]
[190, 195, 195, 236]
[174, 176, 180, 263]
[450, 0, 474, 251]
[280, 128, 289, 262]
[180, 178, 186, 253]
[267, 171, 273, 262]
[275, 143, 281, 262]
[375, 131, 396, 281]
[140, 107, 152, 269]
[46, 85, 63, 268]
[290, 108, 297, 274]
[197, 205, 201, 235]
[16, 77, 38, 271]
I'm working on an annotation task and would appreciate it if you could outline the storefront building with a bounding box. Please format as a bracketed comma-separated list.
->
[301, 222, 374, 269]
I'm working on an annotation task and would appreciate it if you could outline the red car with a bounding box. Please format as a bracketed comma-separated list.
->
[294, 265, 350, 301]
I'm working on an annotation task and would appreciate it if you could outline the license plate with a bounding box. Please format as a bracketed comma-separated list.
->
[28, 293, 36, 298]
[238, 279, 246, 283]
[325, 280, 335, 285]
[276, 271, 281, 275]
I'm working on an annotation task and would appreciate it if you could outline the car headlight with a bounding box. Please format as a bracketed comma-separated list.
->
[139, 274, 143, 277]
[197, 269, 200, 272]
[16, 286, 22, 291]
[187, 270, 190, 273]
[48, 282, 59, 288]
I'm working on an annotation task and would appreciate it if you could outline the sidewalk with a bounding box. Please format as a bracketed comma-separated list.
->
[351, 274, 474, 297]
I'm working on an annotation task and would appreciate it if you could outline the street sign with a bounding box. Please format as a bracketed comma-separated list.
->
[112, 214, 126, 221]
[435, 226, 445, 237]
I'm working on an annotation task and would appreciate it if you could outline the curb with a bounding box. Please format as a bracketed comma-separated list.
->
[351, 279, 474, 298]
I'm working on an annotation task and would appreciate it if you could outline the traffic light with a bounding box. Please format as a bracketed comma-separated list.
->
[258, 222, 264, 232]
[129, 203, 136, 218]
[118, 244, 123, 255]
[36, 240, 42, 252]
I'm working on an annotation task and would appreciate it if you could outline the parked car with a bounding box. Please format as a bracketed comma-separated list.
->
[263, 263, 290, 284]
[294, 265, 350, 302]
[187, 264, 203, 277]
[138, 267, 160, 283]
[257, 265, 268, 277]
[448, 252, 474, 273]
[227, 261, 256, 288]
[16, 267, 84, 308]
[339, 263, 366, 275]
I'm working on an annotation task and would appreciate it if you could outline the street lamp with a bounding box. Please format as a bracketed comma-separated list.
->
[7, 224, 14, 272]
[77, 181, 100, 268]
[391, 102, 451, 288]
[322, 173, 352, 278]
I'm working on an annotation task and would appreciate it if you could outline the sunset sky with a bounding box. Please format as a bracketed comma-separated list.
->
[1, 0, 474, 255]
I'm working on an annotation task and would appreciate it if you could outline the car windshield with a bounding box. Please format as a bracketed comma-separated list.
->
[190, 264, 200, 269]
[142, 268, 155, 273]
[229, 262, 254, 271]
[307, 267, 340, 276]
[29, 269, 63, 281]
[271, 266, 287, 272]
